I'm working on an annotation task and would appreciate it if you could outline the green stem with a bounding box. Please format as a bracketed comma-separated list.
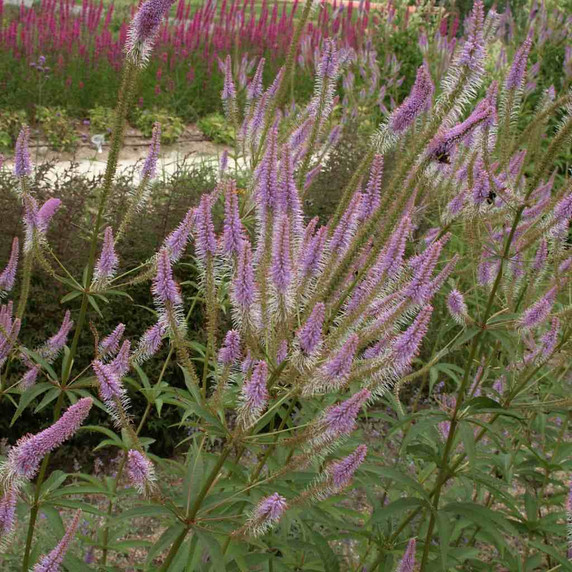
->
[16, 252, 33, 319]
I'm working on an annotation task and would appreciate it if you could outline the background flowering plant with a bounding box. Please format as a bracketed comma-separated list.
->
[1, 0, 572, 570]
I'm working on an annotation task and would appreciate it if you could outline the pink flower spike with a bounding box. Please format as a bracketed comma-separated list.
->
[324, 388, 370, 437]
[329, 444, 367, 489]
[396, 538, 416, 572]
[37, 198, 62, 234]
[94, 227, 119, 284]
[99, 323, 126, 357]
[33, 510, 82, 572]
[127, 450, 156, 494]
[218, 330, 241, 365]
[0, 237, 19, 293]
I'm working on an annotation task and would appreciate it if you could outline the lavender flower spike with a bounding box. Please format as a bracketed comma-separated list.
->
[164, 208, 194, 262]
[223, 184, 244, 256]
[296, 302, 325, 357]
[247, 493, 288, 536]
[37, 198, 62, 234]
[3, 398, 92, 484]
[0, 486, 17, 548]
[447, 289, 468, 325]
[92, 360, 127, 418]
[40, 310, 73, 362]
[33, 510, 82, 572]
[505, 30, 533, 91]
[93, 227, 119, 285]
[0, 237, 19, 294]
[324, 388, 371, 437]
[518, 287, 557, 331]
[239, 360, 269, 426]
[232, 240, 256, 310]
[218, 329, 241, 365]
[313, 334, 359, 394]
[141, 122, 161, 180]
[329, 444, 367, 490]
[14, 126, 31, 178]
[271, 214, 293, 294]
[133, 321, 165, 364]
[153, 248, 182, 306]
[194, 194, 217, 262]
[126, 0, 176, 64]
[392, 305, 433, 374]
[127, 450, 156, 494]
[99, 323, 126, 357]
[396, 538, 416, 572]
[389, 65, 434, 134]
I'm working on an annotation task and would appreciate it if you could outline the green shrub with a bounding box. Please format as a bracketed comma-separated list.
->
[35, 106, 78, 151]
[0, 109, 28, 150]
[197, 112, 235, 145]
[88, 105, 114, 135]
[135, 108, 185, 144]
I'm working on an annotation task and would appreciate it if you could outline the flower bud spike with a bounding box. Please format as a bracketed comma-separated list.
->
[164, 208, 194, 262]
[127, 450, 156, 494]
[239, 360, 269, 426]
[93, 227, 119, 286]
[14, 126, 32, 179]
[99, 323, 126, 357]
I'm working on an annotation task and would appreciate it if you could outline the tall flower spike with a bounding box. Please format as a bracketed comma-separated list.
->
[127, 450, 156, 494]
[223, 184, 244, 256]
[389, 65, 434, 134]
[247, 58, 265, 101]
[126, 0, 176, 64]
[246, 493, 288, 537]
[447, 289, 468, 324]
[505, 30, 533, 91]
[92, 360, 127, 420]
[194, 194, 217, 262]
[392, 305, 433, 374]
[94, 227, 119, 285]
[0, 237, 19, 294]
[37, 198, 62, 234]
[518, 287, 557, 331]
[164, 208, 194, 262]
[33, 510, 81, 572]
[360, 154, 383, 220]
[218, 329, 241, 365]
[458, 0, 485, 72]
[296, 302, 325, 356]
[109, 340, 131, 378]
[329, 444, 367, 489]
[14, 126, 31, 178]
[99, 323, 126, 357]
[134, 321, 165, 363]
[141, 122, 161, 180]
[232, 240, 256, 311]
[271, 214, 293, 294]
[40, 310, 73, 362]
[221, 54, 237, 103]
[0, 486, 17, 548]
[300, 224, 327, 278]
[315, 334, 359, 393]
[396, 538, 416, 572]
[3, 398, 92, 484]
[239, 360, 269, 425]
[323, 388, 371, 437]
[153, 248, 181, 306]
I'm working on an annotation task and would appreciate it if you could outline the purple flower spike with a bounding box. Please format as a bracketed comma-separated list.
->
[126, 0, 176, 64]
[554, 193, 572, 222]
[94, 227, 119, 284]
[360, 154, 383, 220]
[141, 122, 161, 180]
[93, 360, 124, 403]
[14, 126, 31, 178]
[447, 289, 468, 324]
[318, 334, 359, 391]
[458, 0, 485, 72]
[164, 208, 194, 262]
[240, 360, 269, 424]
[396, 538, 416, 572]
[271, 214, 292, 294]
[317, 38, 340, 81]
[194, 195, 217, 262]
[221, 54, 237, 102]
[223, 185, 244, 256]
[375, 214, 412, 278]
[20, 365, 41, 390]
[153, 248, 181, 306]
[5, 398, 92, 483]
[254, 492, 287, 522]
[329, 444, 367, 489]
[301, 223, 327, 278]
[110, 340, 131, 378]
[41, 310, 73, 362]
[519, 287, 557, 331]
[247, 58, 265, 101]
[324, 388, 370, 437]
[0, 486, 17, 543]
[296, 303, 325, 356]
[135, 322, 165, 363]
[99, 323, 126, 357]
[33, 510, 81, 572]
[0, 237, 19, 293]
[37, 198, 62, 234]
[233, 240, 256, 310]
[218, 329, 241, 365]
[392, 305, 433, 374]
[506, 30, 533, 91]
[389, 65, 434, 134]
[127, 450, 156, 494]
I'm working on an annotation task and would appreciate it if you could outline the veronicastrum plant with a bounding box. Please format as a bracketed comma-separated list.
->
[1, 0, 571, 570]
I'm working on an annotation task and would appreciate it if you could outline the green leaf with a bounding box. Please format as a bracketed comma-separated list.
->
[195, 530, 225, 571]
[369, 497, 429, 525]
[307, 527, 340, 572]
[10, 383, 52, 426]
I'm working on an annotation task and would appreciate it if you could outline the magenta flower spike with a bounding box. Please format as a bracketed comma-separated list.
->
[33, 510, 82, 572]
[99, 323, 126, 357]
[296, 302, 325, 356]
[127, 450, 156, 494]
[396, 538, 416, 572]
[164, 208, 194, 262]
[392, 305, 433, 374]
[126, 0, 176, 64]
[329, 444, 367, 489]
[233, 240, 256, 311]
[505, 30, 533, 91]
[218, 329, 241, 365]
[94, 227, 119, 284]
[4, 398, 92, 483]
[153, 248, 182, 306]
[360, 154, 383, 220]
[324, 388, 370, 437]
[194, 194, 217, 262]
[14, 126, 32, 178]
[519, 287, 557, 331]
[41, 310, 73, 362]
[141, 122, 161, 180]
[271, 214, 293, 294]
[389, 65, 434, 134]
[223, 185, 244, 256]
[240, 360, 269, 424]
[447, 289, 468, 324]
[0, 237, 19, 294]
[0, 486, 17, 547]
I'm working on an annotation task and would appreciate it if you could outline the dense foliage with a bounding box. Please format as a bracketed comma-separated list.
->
[0, 0, 571, 571]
